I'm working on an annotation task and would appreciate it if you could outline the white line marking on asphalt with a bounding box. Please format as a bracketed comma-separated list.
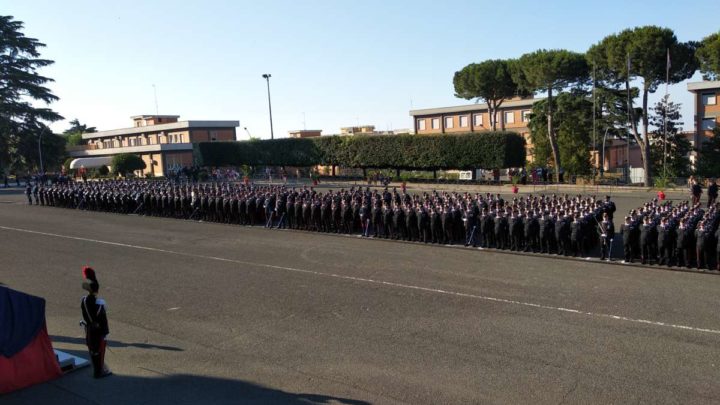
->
[3, 224, 720, 336]
[167, 307, 180, 311]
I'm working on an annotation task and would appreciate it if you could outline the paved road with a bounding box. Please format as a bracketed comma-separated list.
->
[1, 191, 719, 404]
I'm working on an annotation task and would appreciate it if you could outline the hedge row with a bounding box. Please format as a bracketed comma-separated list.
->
[194, 132, 526, 170]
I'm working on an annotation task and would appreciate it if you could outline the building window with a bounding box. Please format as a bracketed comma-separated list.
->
[702, 118, 716, 131]
[505, 111, 515, 124]
[473, 114, 483, 127]
[431, 118, 440, 129]
[210, 130, 218, 141]
[521, 110, 531, 122]
[459, 116, 469, 128]
[702, 93, 717, 105]
[444, 117, 453, 129]
[417, 119, 426, 131]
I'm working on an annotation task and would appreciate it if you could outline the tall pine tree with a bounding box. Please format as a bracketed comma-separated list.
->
[648, 95, 690, 178]
[0, 15, 62, 174]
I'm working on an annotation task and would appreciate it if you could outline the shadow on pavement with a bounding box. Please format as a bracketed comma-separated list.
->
[4, 372, 373, 405]
[51, 335, 184, 352]
[0, 188, 24, 195]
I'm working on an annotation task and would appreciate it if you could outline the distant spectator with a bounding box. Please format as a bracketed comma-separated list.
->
[708, 178, 718, 207]
[691, 178, 702, 205]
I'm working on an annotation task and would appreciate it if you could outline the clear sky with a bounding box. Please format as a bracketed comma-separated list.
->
[5, 0, 720, 138]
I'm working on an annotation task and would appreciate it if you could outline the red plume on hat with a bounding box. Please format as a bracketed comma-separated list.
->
[82, 266, 99, 293]
[82, 266, 97, 281]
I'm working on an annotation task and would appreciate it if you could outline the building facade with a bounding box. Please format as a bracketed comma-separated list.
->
[288, 129, 322, 138]
[409, 97, 538, 161]
[67, 115, 239, 177]
[688, 80, 719, 156]
[340, 125, 377, 135]
[410, 98, 536, 135]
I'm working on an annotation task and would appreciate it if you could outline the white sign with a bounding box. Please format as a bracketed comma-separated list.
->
[459, 171, 473, 180]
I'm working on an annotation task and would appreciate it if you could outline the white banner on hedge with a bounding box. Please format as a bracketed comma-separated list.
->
[459, 171, 473, 180]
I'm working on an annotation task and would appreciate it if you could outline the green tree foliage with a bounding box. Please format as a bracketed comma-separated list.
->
[65, 132, 83, 147]
[648, 95, 690, 177]
[63, 118, 96, 146]
[528, 92, 592, 176]
[111, 153, 146, 176]
[7, 125, 66, 172]
[695, 127, 720, 178]
[195, 133, 526, 170]
[587, 26, 698, 186]
[0, 16, 62, 173]
[696, 31, 720, 80]
[512, 49, 589, 181]
[453, 59, 523, 131]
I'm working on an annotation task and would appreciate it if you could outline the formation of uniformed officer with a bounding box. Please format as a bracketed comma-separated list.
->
[619, 199, 720, 270]
[32, 179, 720, 269]
[37, 180, 630, 260]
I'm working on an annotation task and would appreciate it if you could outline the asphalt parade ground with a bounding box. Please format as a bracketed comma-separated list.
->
[1, 187, 719, 404]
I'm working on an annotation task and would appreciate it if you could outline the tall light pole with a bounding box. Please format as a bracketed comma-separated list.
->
[37, 127, 46, 175]
[262, 74, 274, 140]
[600, 127, 612, 178]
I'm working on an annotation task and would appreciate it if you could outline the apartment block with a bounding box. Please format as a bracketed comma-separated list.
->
[288, 129, 322, 138]
[410, 97, 536, 133]
[67, 115, 239, 177]
[688, 80, 719, 155]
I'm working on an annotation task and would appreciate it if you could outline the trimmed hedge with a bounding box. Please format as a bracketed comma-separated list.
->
[194, 132, 525, 170]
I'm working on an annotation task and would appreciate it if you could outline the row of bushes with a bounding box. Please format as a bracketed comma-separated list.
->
[194, 132, 526, 170]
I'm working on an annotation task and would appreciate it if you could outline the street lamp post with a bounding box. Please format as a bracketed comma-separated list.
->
[262, 74, 274, 140]
[600, 127, 612, 178]
[37, 127, 45, 176]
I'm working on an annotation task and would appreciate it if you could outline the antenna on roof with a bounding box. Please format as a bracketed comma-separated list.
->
[152, 84, 159, 115]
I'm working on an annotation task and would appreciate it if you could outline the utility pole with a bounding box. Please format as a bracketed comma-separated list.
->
[153, 84, 159, 115]
[262, 74, 274, 140]
[663, 48, 670, 178]
[625, 53, 632, 184]
[37, 127, 45, 175]
[592, 64, 597, 181]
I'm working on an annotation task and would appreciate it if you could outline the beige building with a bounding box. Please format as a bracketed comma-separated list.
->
[67, 114, 239, 177]
[288, 129, 322, 138]
[410, 97, 538, 162]
[688, 80, 719, 158]
[340, 125, 377, 135]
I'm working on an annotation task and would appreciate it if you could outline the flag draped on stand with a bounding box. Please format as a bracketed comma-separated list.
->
[0, 286, 62, 394]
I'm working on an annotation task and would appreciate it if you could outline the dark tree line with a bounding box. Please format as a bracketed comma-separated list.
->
[195, 132, 526, 171]
[454, 26, 720, 185]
